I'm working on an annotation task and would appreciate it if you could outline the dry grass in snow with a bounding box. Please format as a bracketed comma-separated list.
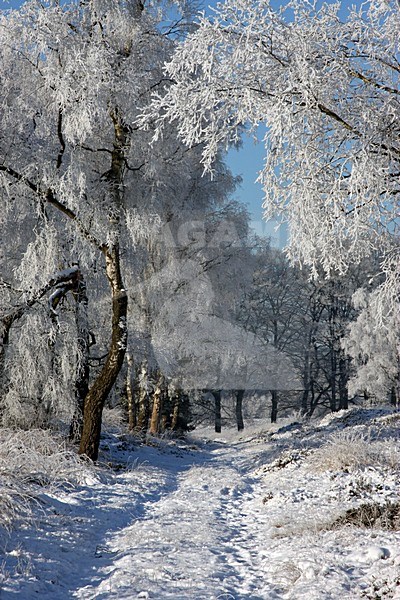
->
[0, 428, 97, 542]
[309, 429, 400, 472]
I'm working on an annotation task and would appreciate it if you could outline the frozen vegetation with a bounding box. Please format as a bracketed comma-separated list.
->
[0, 406, 399, 599]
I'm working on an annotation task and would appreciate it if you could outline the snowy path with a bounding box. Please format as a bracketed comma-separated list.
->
[75, 441, 273, 599]
[0, 437, 270, 599]
[1, 414, 400, 599]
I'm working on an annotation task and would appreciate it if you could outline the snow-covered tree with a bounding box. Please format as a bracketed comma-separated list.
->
[238, 240, 389, 418]
[239, 241, 307, 420]
[144, 0, 400, 320]
[118, 144, 243, 433]
[0, 0, 209, 458]
[344, 287, 400, 405]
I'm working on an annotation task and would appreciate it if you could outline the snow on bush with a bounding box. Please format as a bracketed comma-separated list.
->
[101, 406, 126, 433]
[0, 429, 98, 541]
[310, 429, 400, 472]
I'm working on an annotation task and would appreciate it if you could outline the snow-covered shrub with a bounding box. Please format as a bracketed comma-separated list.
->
[0, 479, 32, 535]
[310, 430, 400, 472]
[0, 429, 96, 487]
[1, 311, 78, 430]
[0, 429, 98, 542]
[260, 448, 311, 473]
[101, 406, 126, 433]
[343, 288, 399, 403]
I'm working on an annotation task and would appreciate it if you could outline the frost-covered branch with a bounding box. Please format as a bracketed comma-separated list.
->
[56, 108, 66, 170]
[0, 165, 106, 252]
[0, 266, 83, 397]
[1, 266, 81, 336]
[142, 0, 400, 294]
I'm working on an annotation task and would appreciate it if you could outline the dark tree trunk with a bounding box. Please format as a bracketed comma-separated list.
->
[161, 384, 173, 432]
[78, 112, 129, 461]
[301, 347, 310, 416]
[389, 376, 400, 409]
[390, 386, 397, 406]
[330, 351, 337, 412]
[235, 389, 245, 431]
[308, 384, 319, 417]
[171, 389, 190, 435]
[79, 246, 127, 460]
[70, 271, 90, 442]
[328, 295, 339, 413]
[213, 390, 222, 433]
[136, 390, 149, 431]
[0, 318, 12, 402]
[338, 354, 349, 411]
[271, 390, 278, 423]
[308, 334, 320, 416]
[301, 387, 309, 416]
[395, 351, 400, 410]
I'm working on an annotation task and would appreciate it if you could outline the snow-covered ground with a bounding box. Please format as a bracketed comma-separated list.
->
[1, 408, 400, 599]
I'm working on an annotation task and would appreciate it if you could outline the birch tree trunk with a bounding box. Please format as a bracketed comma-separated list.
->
[136, 362, 150, 432]
[79, 113, 128, 461]
[149, 371, 165, 436]
[79, 247, 128, 459]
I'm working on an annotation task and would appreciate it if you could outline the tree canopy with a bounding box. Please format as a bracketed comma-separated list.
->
[144, 0, 399, 319]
